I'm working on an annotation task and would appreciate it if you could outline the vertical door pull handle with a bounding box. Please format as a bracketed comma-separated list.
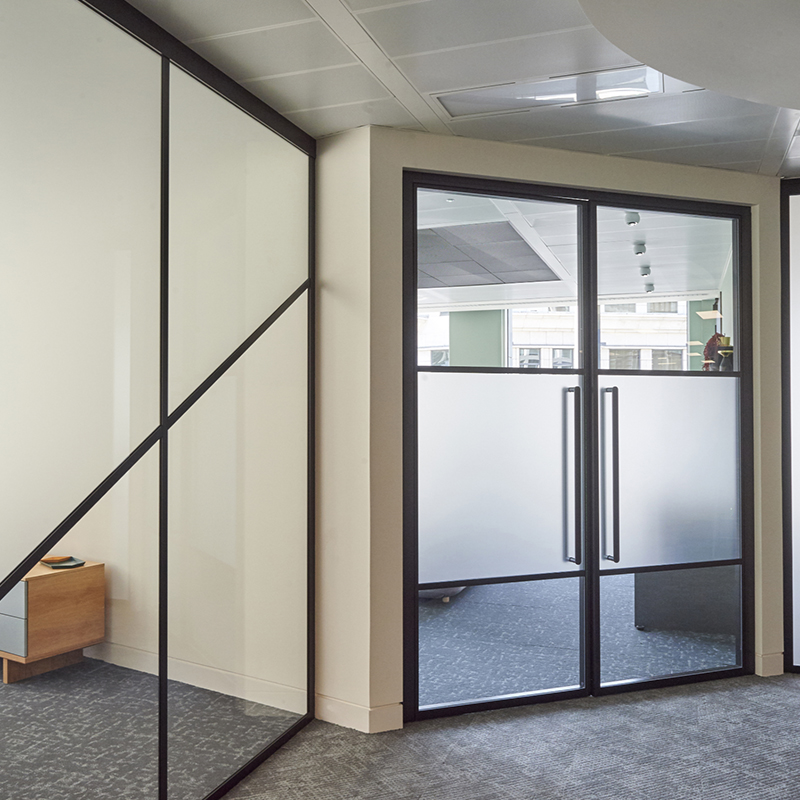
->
[567, 386, 582, 566]
[605, 386, 621, 563]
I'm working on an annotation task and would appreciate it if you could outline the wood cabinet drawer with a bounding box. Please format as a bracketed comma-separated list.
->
[0, 613, 26, 657]
[0, 582, 26, 619]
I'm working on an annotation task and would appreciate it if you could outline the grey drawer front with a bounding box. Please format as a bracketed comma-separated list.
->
[0, 613, 26, 657]
[0, 582, 26, 619]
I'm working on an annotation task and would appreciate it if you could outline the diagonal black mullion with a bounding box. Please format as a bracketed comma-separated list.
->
[0, 428, 162, 603]
[166, 280, 309, 429]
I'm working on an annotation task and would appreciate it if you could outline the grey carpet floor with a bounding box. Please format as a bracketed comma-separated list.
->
[225, 674, 800, 800]
[419, 575, 738, 707]
[0, 658, 301, 800]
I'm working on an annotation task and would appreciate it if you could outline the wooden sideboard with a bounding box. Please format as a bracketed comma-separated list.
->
[0, 561, 105, 684]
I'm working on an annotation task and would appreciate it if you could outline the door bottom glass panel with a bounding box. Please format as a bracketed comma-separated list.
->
[600, 566, 741, 686]
[419, 577, 582, 708]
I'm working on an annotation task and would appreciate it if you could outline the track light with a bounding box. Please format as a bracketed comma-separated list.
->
[625, 211, 640, 226]
[634, 242, 646, 257]
[644, 283, 654, 293]
[640, 264, 651, 277]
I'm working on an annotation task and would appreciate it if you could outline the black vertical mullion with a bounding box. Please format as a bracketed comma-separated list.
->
[737, 209, 755, 675]
[402, 172, 421, 722]
[158, 55, 170, 800]
[582, 201, 601, 695]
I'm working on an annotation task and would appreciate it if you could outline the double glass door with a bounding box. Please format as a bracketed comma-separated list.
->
[406, 175, 751, 717]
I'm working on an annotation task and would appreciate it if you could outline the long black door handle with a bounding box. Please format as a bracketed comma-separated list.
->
[605, 386, 620, 563]
[567, 386, 582, 566]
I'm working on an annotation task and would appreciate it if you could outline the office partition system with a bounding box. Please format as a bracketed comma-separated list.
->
[0, 2, 314, 798]
[404, 171, 754, 719]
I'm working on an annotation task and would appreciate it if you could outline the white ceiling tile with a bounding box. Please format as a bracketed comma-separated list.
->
[245, 64, 390, 113]
[527, 113, 778, 156]
[620, 139, 770, 167]
[395, 27, 639, 94]
[344, 0, 426, 11]
[189, 21, 356, 81]
[448, 91, 775, 143]
[356, 0, 590, 58]
[286, 97, 425, 137]
[126, 0, 315, 40]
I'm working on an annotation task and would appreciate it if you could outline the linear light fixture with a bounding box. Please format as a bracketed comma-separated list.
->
[696, 309, 723, 319]
[437, 66, 663, 118]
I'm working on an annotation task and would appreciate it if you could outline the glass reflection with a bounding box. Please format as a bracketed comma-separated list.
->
[419, 578, 582, 707]
[600, 566, 741, 685]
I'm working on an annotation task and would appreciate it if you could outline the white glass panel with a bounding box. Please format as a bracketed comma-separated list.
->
[418, 372, 582, 583]
[599, 375, 740, 569]
[790, 195, 800, 666]
[169, 67, 309, 412]
[168, 296, 307, 799]
[0, 0, 160, 581]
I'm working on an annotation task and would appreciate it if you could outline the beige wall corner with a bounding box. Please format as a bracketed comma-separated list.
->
[315, 694, 403, 733]
[755, 652, 785, 676]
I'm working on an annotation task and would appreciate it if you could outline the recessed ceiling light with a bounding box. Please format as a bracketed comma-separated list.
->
[436, 66, 663, 118]
[696, 310, 723, 319]
[644, 283, 654, 293]
[625, 212, 641, 226]
[634, 242, 647, 256]
[640, 264, 651, 276]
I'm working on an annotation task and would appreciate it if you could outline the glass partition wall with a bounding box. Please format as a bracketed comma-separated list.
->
[404, 173, 753, 719]
[0, 2, 314, 799]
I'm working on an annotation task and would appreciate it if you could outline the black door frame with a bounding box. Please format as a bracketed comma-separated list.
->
[403, 170, 755, 722]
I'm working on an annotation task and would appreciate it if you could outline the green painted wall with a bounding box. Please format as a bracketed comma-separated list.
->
[449, 310, 505, 367]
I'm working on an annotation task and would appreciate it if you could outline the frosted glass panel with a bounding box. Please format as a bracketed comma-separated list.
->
[599, 375, 740, 569]
[168, 296, 308, 799]
[0, 0, 160, 581]
[169, 67, 310, 412]
[418, 372, 582, 583]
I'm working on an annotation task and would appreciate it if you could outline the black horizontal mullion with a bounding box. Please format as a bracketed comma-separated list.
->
[420, 570, 584, 590]
[418, 365, 583, 376]
[599, 558, 743, 577]
[167, 280, 309, 429]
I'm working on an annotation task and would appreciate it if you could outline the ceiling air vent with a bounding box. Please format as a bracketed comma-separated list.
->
[437, 66, 663, 118]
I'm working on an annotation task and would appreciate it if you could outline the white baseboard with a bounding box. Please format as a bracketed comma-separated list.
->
[755, 652, 784, 676]
[86, 642, 307, 714]
[315, 694, 403, 733]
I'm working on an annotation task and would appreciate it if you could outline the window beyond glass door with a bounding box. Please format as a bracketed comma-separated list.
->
[597, 207, 736, 372]
[417, 189, 579, 369]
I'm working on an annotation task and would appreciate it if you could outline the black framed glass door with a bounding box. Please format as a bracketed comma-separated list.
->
[403, 173, 754, 720]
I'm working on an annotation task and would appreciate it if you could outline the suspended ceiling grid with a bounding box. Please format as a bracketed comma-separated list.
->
[124, 0, 800, 177]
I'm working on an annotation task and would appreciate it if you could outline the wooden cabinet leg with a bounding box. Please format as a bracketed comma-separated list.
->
[3, 650, 84, 684]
